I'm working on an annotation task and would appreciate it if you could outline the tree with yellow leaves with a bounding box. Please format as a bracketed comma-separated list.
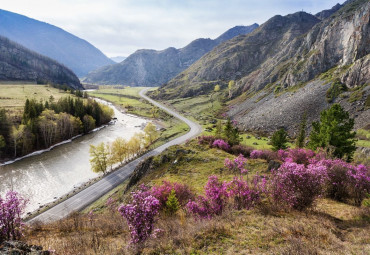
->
[144, 122, 159, 146]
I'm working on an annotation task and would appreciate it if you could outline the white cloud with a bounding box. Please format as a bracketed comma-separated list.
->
[1, 0, 344, 57]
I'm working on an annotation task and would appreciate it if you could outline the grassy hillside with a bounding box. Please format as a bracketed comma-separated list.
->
[0, 83, 78, 115]
[25, 141, 370, 254]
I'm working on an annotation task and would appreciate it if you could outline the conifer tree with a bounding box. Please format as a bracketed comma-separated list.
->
[296, 112, 307, 148]
[165, 189, 180, 216]
[308, 104, 356, 161]
[271, 128, 288, 151]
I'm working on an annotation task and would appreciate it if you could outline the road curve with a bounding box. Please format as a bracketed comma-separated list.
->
[29, 88, 202, 223]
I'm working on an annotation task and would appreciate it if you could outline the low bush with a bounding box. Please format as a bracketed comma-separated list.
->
[118, 186, 160, 244]
[270, 162, 327, 210]
[212, 139, 230, 151]
[151, 181, 194, 208]
[197, 135, 216, 146]
[186, 176, 228, 219]
[230, 144, 254, 157]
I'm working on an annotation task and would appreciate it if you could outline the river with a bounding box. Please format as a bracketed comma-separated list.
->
[0, 100, 147, 213]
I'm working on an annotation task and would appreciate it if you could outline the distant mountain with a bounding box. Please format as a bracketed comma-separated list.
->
[156, 12, 320, 98]
[0, 35, 82, 90]
[83, 24, 259, 86]
[110, 56, 126, 63]
[0, 9, 114, 77]
[154, 0, 369, 134]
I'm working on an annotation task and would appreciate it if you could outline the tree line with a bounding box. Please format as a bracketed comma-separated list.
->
[89, 123, 159, 174]
[0, 96, 113, 159]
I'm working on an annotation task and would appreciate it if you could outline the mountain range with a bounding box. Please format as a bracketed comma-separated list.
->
[0, 35, 82, 89]
[83, 24, 259, 86]
[152, 0, 369, 134]
[0, 9, 114, 77]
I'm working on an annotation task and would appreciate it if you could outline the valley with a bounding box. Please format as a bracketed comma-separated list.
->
[0, 0, 369, 254]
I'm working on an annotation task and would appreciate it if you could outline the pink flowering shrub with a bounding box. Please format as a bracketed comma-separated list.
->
[250, 149, 277, 162]
[347, 164, 370, 206]
[279, 148, 316, 166]
[0, 191, 27, 242]
[230, 144, 254, 157]
[271, 162, 327, 210]
[151, 181, 194, 208]
[224, 154, 248, 174]
[317, 159, 370, 205]
[197, 135, 216, 146]
[226, 176, 261, 210]
[186, 176, 228, 219]
[118, 187, 160, 244]
[212, 139, 230, 151]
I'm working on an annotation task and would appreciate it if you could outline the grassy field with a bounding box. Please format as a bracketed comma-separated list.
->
[0, 83, 74, 115]
[88, 87, 156, 118]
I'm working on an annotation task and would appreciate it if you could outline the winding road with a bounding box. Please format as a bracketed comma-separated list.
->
[29, 88, 202, 223]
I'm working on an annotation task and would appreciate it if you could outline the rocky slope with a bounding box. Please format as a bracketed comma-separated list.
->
[154, 0, 370, 133]
[83, 24, 258, 86]
[0, 36, 82, 89]
[0, 9, 114, 77]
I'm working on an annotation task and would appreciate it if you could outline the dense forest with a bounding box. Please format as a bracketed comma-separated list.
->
[0, 92, 113, 160]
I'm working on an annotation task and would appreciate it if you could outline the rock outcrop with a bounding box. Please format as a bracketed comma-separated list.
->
[155, 0, 369, 134]
[0, 241, 50, 255]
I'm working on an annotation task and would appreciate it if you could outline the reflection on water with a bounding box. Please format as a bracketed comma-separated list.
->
[0, 101, 146, 213]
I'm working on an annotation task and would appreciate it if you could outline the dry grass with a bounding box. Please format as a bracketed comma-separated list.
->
[25, 199, 370, 254]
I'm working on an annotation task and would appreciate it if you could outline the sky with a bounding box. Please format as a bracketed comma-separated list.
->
[1, 0, 345, 58]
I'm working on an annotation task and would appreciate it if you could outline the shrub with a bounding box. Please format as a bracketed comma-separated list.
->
[226, 176, 261, 210]
[0, 191, 27, 243]
[270, 162, 327, 210]
[347, 164, 370, 206]
[212, 139, 230, 151]
[151, 181, 194, 208]
[250, 149, 278, 162]
[319, 159, 370, 205]
[118, 187, 160, 244]
[280, 148, 316, 166]
[197, 135, 216, 146]
[186, 176, 228, 219]
[230, 144, 254, 157]
[224, 154, 248, 174]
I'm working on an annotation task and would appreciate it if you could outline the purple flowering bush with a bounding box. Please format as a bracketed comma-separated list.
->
[212, 139, 230, 151]
[230, 144, 254, 157]
[197, 135, 216, 146]
[250, 149, 278, 162]
[151, 181, 194, 208]
[0, 191, 27, 242]
[224, 154, 248, 174]
[226, 176, 261, 210]
[186, 176, 228, 219]
[270, 162, 328, 210]
[118, 187, 160, 244]
[278, 148, 316, 166]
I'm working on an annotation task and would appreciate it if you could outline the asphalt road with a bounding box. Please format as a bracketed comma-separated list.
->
[29, 88, 202, 223]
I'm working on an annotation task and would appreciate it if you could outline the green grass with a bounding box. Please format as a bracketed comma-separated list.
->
[356, 129, 370, 148]
[88, 87, 155, 118]
[0, 83, 75, 114]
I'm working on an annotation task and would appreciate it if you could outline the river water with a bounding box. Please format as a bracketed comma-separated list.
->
[0, 100, 147, 213]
